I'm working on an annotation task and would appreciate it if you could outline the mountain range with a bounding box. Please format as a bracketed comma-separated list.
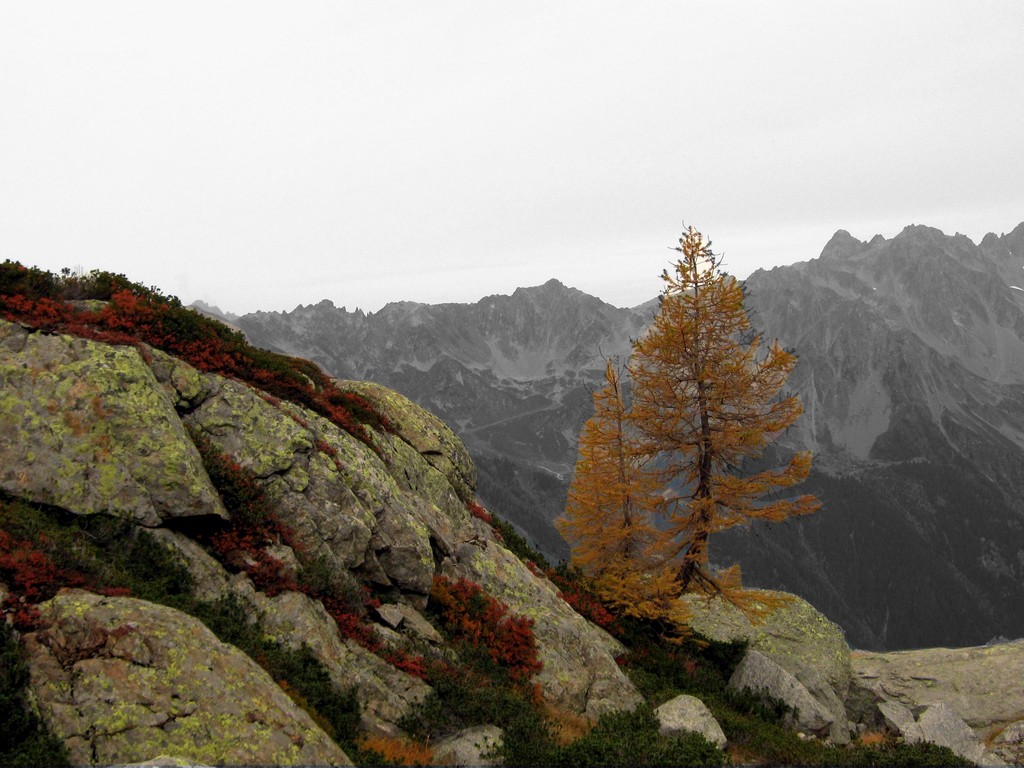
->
[234, 222, 1024, 651]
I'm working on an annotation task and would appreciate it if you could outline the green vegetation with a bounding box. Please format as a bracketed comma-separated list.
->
[556, 705, 727, 767]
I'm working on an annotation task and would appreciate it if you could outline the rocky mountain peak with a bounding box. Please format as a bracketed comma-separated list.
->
[510, 278, 587, 307]
[819, 229, 867, 260]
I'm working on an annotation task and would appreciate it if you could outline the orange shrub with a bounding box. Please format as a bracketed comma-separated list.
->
[357, 734, 433, 766]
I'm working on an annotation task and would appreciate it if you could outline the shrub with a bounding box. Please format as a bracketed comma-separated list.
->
[400, 660, 556, 766]
[0, 528, 87, 629]
[546, 564, 618, 631]
[355, 734, 433, 766]
[553, 704, 727, 767]
[429, 575, 542, 685]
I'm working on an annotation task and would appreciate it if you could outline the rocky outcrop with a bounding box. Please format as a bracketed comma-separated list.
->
[1, 318, 646, 765]
[431, 725, 503, 766]
[992, 721, 1024, 766]
[685, 591, 851, 743]
[245, 587, 431, 737]
[914, 703, 990, 765]
[23, 590, 351, 766]
[343, 380, 477, 504]
[850, 639, 1024, 733]
[0, 320, 225, 526]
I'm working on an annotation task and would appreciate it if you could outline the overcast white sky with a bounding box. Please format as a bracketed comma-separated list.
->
[2, 2, 1023, 315]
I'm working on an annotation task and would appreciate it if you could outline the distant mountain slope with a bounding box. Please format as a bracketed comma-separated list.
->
[723, 222, 1024, 650]
[237, 223, 1024, 651]
[238, 279, 650, 556]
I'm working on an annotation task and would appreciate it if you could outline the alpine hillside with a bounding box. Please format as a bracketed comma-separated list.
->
[236, 222, 1024, 651]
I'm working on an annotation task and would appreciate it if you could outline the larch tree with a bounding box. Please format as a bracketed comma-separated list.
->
[628, 225, 820, 604]
[557, 360, 682, 622]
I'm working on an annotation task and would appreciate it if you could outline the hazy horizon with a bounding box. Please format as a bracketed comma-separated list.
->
[3, 2, 1022, 315]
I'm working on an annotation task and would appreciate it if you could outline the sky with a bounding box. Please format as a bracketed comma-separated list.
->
[2, 2, 1023, 316]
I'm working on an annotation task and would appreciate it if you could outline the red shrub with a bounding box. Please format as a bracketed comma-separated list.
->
[0, 528, 89, 629]
[1, 269, 391, 450]
[546, 569, 618, 631]
[467, 501, 492, 524]
[430, 575, 542, 683]
[385, 650, 429, 680]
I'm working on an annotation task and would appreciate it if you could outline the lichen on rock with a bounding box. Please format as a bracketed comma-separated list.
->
[0, 320, 226, 526]
[24, 590, 351, 766]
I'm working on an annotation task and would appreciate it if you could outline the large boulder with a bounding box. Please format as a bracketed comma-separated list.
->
[443, 524, 643, 720]
[146, 529, 432, 738]
[0, 320, 226, 526]
[24, 590, 350, 766]
[914, 703, 989, 765]
[183, 374, 473, 600]
[685, 590, 852, 743]
[342, 380, 476, 504]
[684, 590, 851, 698]
[876, 700, 998, 766]
[246, 587, 431, 737]
[851, 639, 1024, 732]
[728, 649, 840, 741]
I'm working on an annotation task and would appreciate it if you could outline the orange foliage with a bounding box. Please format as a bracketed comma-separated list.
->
[357, 734, 433, 766]
[557, 361, 682, 622]
[544, 703, 595, 746]
[559, 226, 820, 628]
[628, 225, 820, 605]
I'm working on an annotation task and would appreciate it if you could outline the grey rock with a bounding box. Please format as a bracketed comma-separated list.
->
[682, 591, 852, 742]
[683, 590, 851, 700]
[242, 587, 431, 737]
[145, 528, 231, 603]
[877, 700, 924, 742]
[375, 603, 406, 629]
[444, 523, 642, 719]
[994, 721, 1024, 745]
[431, 725, 503, 766]
[654, 694, 727, 747]
[915, 702, 987, 765]
[728, 650, 836, 739]
[852, 640, 1024, 730]
[375, 602, 444, 645]
[991, 721, 1024, 766]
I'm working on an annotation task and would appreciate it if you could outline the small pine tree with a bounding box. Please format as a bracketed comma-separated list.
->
[628, 226, 820, 603]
